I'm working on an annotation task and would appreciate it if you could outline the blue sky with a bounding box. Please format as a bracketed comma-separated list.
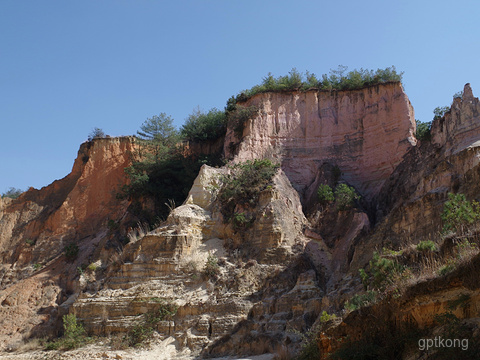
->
[1, 0, 479, 193]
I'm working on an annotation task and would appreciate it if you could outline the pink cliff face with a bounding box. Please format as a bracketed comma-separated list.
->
[224, 83, 416, 200]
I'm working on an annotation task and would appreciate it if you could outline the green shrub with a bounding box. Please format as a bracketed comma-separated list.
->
[233, 66, 403, 103]
[319, 310, 337, 323]
[359, 268, 369, 290]
[232, 212, 252, 230]
[441, 193, 480, 233]
[87, 263, 98, 272]
[453, 91, 463, 100]
[296, 325, 321, 360]
[456, 239, 479, 259]
[46, 314, 88, 350]
[334, 183, 360, 211]
[415, 120, 432, 141]
[370, 252, 399, 288]
[317, 184, 334, 205]
[433, 106, 450, 120]
[438, 262, 455, 276]
[1, 187, 23, 199]
[181, 107, 227, 142]
[361, 251, 403, 291]
[126, 300, 178, 347]
[416, 240, 437, 252]
[218, 159, 279, 222]
[344, 290, 377, 311]
[25, 238, 36, 246]
[64, 243, 79, 262]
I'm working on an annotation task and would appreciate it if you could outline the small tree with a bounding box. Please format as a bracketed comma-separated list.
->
[87, 127, 105, 141]
[415, 120, 432, 141]
[181, 107, 227, 142]
[334, 183, 360, 210]
[433, 106, 450, 120]
[136, 113, 179, 162]
[1, 187, 23, 199]
[317, 184, 334, 205]
[62, 314, 87, 349]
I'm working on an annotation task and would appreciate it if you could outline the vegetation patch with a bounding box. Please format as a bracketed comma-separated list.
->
[226, 104, 259, 139]
[344, 290, 378, 311]
[181, 107, 227, 142]
[218, 159, 279, 223]
[233, 66, 403, 103]
[317, 184, 335, 206]
[316, 183, 360, 211]
[45, 314, 89, 350]
[416, 240, 437, 252]
[120, 113, 223, 222]
[125, 300, 178, 347]
[441, 193, 480, 234]
[415, 119, 432, 141]
[1, 187, 23, 199]
[64, 243, 79, 262]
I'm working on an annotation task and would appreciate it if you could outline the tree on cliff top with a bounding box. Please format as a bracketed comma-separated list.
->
[1, 187, 23, 199]
[87, 127, 105, 141]
[136, 113, 179, 162]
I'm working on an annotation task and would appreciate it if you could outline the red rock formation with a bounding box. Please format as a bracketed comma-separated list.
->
[0, 137, 135, 350]
[0, 137, 135, 268]
[225, 83, 416, 199]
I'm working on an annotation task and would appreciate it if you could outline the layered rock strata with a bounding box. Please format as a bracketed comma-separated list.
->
[225, 83, 416, 200]
[72, 165, 318, 354]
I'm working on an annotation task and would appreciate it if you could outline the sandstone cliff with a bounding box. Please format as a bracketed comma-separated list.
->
[0, 137, 135, 350]
[2, 82, 480, 359]
[225, 83, 416, 201]
[350, 84, 480, 267]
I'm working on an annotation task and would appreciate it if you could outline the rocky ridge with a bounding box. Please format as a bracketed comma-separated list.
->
[1, 83, 480, 359]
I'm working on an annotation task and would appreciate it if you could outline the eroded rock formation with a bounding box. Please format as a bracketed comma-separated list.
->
[1, 83, 480, 359]
[0, 137, 135, 350]
[225, 83, 416, 200]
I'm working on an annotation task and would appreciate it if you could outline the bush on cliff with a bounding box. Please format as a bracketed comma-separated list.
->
[317, 184, 334, 205]
[233, 66, 404, 102]
[121, 113, 223, 223]
[181, 107, 227, 142]
[441, 193, 480, 234]
[218, 159, 279, 223]
[1, 187, 23, 199]
[433, 106, 450, 120]
[45, 314, 88, 350]
[334, 183, 360, 211]
[415, 119, 432, 141]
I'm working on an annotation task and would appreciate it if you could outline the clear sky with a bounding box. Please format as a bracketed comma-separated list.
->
[1, 0, 479, 193]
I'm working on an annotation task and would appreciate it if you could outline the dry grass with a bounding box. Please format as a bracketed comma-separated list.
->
[127, 221, 150, 243]
[177, 250, 206, 274]
[381, 233, 480, 295]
